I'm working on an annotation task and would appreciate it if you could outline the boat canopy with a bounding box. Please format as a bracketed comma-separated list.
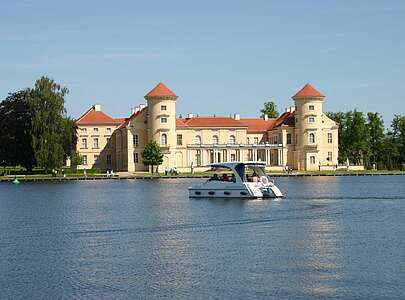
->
[209, 162, 267, 183]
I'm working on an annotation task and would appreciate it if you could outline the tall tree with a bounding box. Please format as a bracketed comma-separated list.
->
[27, 76, 69, 170]
[367, 112, 385, 168]
[0, 90, 36, 170]
[142, 140, 164, 174]
[62, 117, 78, 161]
[260, 101, 279, 118]
[347, 110, 370, 167]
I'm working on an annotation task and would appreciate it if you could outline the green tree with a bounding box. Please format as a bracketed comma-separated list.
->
[260, 101, 279, 118]
[70, 153, 84, 169]
[347, 110, 370, 167]
[367, 112, 385, 169]
[27, 76, 69, 170]
[142, 140, 164, 174]
[0, 90, 36, 170]
[62, 117, 78, 161]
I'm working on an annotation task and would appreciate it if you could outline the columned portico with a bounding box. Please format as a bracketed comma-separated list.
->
[186, 144, 283, 167]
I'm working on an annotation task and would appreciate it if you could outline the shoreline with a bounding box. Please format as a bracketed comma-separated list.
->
[1, 171, 405, 182]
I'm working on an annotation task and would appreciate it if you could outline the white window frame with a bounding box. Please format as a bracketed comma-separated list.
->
[194, 135, 201, 145]
[309, 133, 315, 144]
[229, 135, 236, 145]
[81, 138, 87, 149]
[161, 133, 167, 145]
[308, 117, 315, 123]
[212, 135, 219, 145]
[133, 134, 139, 146]
[328, 133, 333, 144]
[177, 134, 183, 146]
[83, 155, 87, 165]
[93, 137, 99, 149]
[310, 156, 316, 164]
[161, 117, 168, 123]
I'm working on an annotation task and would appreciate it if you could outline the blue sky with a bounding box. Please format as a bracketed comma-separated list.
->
[1, 0, 404, 126]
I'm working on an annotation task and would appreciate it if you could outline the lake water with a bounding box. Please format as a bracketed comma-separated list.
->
[0, 176, 404, 299]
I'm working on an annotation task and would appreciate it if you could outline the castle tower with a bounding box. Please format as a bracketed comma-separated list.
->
[144, 82, 178, 170]
[292, 83, 326, 170]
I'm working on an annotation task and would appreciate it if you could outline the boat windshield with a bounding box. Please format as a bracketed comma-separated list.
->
[235, 164, 266, 182]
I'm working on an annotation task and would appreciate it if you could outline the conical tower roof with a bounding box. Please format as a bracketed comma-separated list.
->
[145, 82, 177, 99]
[292, 83, 325, 99]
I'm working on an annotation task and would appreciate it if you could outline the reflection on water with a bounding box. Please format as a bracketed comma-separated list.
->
[0, 176, 405, 299]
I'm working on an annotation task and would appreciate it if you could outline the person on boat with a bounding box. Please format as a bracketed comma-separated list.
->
[210, 173, 219, 181]
[251, 172, 258, 182]
[221, 173, 229, 181]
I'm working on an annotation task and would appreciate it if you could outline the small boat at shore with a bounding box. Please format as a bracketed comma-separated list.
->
[189, 162, 283, 199]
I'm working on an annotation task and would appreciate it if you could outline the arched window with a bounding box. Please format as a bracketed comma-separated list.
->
[228, 135, 236, 144]
[194, 135, 201, 145]
[161, 133, 167, 145]
[212, 135, 219, 144]
[309, 133, 315, 144]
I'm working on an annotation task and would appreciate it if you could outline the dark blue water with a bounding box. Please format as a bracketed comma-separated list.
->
[1, 176, 404, 299]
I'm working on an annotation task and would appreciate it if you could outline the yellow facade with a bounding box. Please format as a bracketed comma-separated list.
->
[75, 83, 339, 172]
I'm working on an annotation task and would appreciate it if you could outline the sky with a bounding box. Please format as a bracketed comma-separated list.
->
[1, 0, 404, 126]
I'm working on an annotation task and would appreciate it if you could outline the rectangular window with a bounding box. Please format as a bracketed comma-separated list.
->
[93, 138, 99, 149]
[286, 133, 292, 145]
[93, 128, 99, 133]
[254, 137, 259, 144]
[81, 138, 87, 149]
[81, 128, 87, 134]
[106, 128, 111, 134]
[327, 152, 333, 162]
[83, 155, 87, 165]
[328, 133, 333, 144]
[308, 117, 315, 123]
[310, 156, 315, 164]
[161, 105, 167, 111]
[161, 117, 167, 123]
[309, 105, 315, 111]
[177, 134, 183, 146]
[133, 134, 139, 146]
[107, 154, 112, 165]
[134, 152, 139, 163]
[247, 137, 250, 144]
[230, 154, 236, 162]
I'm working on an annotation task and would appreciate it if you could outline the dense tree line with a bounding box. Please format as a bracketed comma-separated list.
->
[326, 111, 405, 170]
[0, 76, 77, 171]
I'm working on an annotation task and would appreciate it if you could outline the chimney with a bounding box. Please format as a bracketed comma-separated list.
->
[94, 104, 101, 111]
[263, 114, 268, 121]
[187, 113, 194, 119]
[233, 113, 240, 120]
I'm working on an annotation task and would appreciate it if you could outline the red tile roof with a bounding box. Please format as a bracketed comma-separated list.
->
[118, 107, 147, 129]
[176, 116, 247, 128]
[76, 106, 123, 125]
[293, 83, 325, 99]
[240, 118, 277, 133]
[145, 82, 177, 98]
[272, 112, 295, 128]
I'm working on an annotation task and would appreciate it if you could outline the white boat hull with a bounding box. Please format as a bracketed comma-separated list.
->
[189, 182, 283, 199]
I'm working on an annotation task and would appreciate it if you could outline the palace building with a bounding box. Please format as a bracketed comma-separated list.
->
[75, 82, 338, 172]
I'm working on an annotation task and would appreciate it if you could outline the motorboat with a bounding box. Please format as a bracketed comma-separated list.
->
[188, 162, 283, 198]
